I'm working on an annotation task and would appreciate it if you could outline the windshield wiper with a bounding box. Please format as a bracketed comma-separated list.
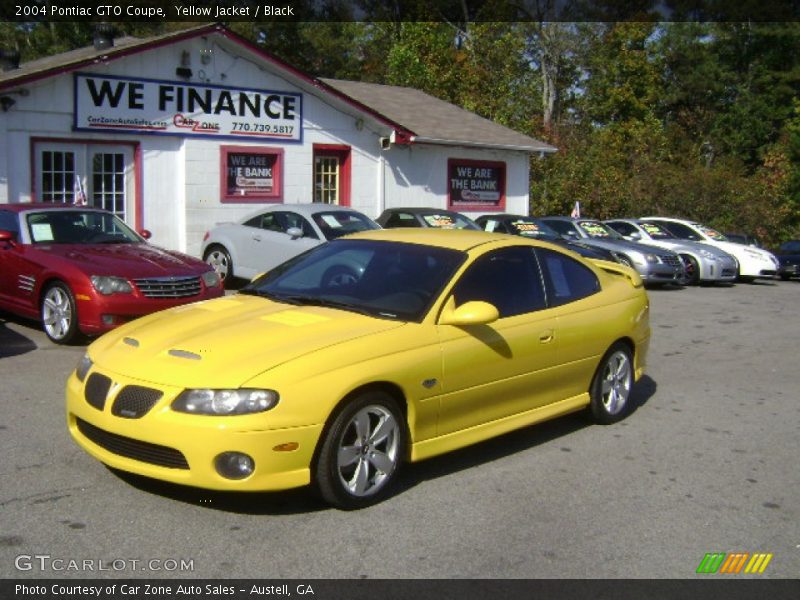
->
[280, 295, 374, 316]
[238, 289, 301, 304]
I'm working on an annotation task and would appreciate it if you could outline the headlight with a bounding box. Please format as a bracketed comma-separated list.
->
[743, 248, 763, 259]
[638, 253, 659, 264]
[698, 249, 717, 260]
[202, 270, 221, 288]
[90, 275, 133, 295]
[171, 389, 279, 415]
[75, 353, 93, 382]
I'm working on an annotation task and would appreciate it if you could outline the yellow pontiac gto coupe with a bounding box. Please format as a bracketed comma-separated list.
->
[66, 229, 650, 509]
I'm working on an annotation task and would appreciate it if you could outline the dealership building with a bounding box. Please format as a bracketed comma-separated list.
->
[0, 23, 555, 256]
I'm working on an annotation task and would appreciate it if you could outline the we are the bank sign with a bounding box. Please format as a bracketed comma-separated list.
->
[74, 73, 302, 142]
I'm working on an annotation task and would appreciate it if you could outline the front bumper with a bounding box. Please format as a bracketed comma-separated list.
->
[66, 369, 322, 492]
[638, 262, 683, 284]
[700, 256, 738, 282]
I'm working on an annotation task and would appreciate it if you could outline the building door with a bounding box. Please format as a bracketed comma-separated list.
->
[34, 142, 136, 226]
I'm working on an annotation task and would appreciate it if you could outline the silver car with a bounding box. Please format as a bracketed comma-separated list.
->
[540, 217, 685, 286]
[201, 204, 380, 285]
[604, 219, 738, 285]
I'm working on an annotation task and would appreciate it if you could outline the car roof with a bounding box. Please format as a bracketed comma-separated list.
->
[380, 207, 465, 216]
[476, 213, 535, 220]
[640, 216, 699, 225]
[0, 203, 110, 214]
[342, 226, 513, 251]
[242, 203, 369, 218]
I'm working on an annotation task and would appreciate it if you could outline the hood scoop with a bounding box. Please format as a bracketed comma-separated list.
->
[168, 349, 202, 361]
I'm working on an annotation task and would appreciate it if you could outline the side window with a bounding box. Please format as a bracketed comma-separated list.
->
[283, 212, 319, 239]
[385, 212, 420, 228]
[260, 213, 284, 233]
[607, 221, 635, 236]
[656, 221, 700, 241]
[451, 247, 546, 318]
[0, 211, 20, 236]
[537, 247, 600, 307]
[544, 220, 574, 237]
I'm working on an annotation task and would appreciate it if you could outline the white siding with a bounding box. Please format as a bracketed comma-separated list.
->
[0, 33, 533, 258]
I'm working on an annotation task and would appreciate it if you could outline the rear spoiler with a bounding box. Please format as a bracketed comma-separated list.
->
[590, 259, 644, 288]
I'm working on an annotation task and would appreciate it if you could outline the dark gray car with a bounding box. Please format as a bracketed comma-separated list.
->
[539, 217, 684, 286]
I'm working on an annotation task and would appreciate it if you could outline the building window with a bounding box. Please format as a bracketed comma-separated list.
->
[313, 145, 350, 206]
[314, 156, 339, 204]
[40, 150, 77, 204]
[447, 158, 506, 212]
[220, 146, 283, 203]
[92, 152, 126, 218]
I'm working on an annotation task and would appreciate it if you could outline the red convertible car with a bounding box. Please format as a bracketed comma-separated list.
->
[0, 204, 223, 344]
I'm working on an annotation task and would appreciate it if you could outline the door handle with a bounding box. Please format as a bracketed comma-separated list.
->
[539, 330, 554, 343]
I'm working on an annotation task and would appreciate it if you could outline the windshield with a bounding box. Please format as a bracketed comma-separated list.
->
[697, 224, 728, 241]
[577, 220, 624, 240]
[242, 239, 466, 322]
[311, 211, 380, 240]
[26, 210, 142, 244]
[507, 218, 561, 239]
[421, 212, 480, 230]
[639, 222, 677, 240]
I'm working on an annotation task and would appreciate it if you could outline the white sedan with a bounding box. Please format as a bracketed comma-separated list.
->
[201, 204, 380, 285]
[640, 217, 779, 281]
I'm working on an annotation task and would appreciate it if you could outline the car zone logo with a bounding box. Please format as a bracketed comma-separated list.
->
[696, 552, 773, 574]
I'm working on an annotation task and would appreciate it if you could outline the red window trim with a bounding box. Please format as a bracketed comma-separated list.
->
[447, 158, 506, 212]
[313, 144, 351, 207]
[29, 137, 143, 230]
[220, 145, 284, 203]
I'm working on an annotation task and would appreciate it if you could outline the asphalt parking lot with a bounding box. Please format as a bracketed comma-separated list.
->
[0, 280, 798, 579]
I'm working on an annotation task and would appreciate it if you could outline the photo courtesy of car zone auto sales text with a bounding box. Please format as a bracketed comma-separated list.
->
[0, 6, 798, 600]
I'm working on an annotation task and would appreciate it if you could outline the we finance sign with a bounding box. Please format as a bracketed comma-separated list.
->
[74, 73, 302, 142]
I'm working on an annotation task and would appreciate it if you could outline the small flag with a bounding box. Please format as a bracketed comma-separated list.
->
[73, 176, 87, 206]
[570, 201, 581, 218]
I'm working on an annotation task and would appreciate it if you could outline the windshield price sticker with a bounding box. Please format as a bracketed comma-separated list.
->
[579, 222, 610, 238]
[75, 73, 302, 142]
[424, 215, 455, 228]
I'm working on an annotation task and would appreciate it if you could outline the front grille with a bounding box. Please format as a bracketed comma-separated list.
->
[722, 268, 737, 277]
[84, 373, 112, 411]
[661, 255, 682, 268]
[76, 418, 189, 469]
[133, 276, 201, 299]
[112, 385, 163, 419]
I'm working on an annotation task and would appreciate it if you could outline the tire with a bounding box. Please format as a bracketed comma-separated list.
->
[203, 245, 234, 285]
[314, 391, 405, 509]
[679, 254, 700, 286]
[588, 343, 634, 425]
[617, 255, 634, 268]
[41, 282, 80, 344]
[321, 265, 359, 289]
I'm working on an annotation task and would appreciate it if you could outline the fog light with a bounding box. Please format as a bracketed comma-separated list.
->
[214, 452, 254, 480]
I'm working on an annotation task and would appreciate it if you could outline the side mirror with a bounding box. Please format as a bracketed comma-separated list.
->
[626, 232, 641, 241]
[439, 297, 499, 326]
[139, 229, 152, 240]
[286, 227, 304, 240]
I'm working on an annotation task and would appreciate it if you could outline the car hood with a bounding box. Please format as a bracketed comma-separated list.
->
[88, 294, 406, 388]
[37, 243, 207, 277]
[577, 237, 669, 256]
[703, 240, 776, 260]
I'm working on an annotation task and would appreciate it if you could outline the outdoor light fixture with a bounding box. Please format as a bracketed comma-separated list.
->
[0, 96, 15, 111]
